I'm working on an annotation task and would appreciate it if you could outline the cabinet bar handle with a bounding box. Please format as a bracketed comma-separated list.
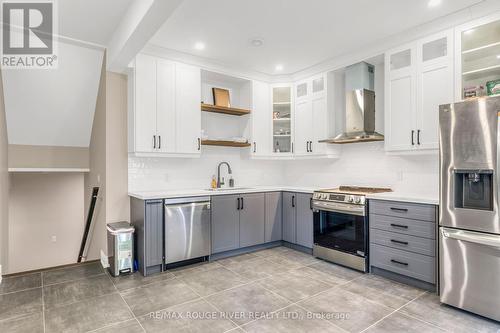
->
[241, 197, 244, 210]
[390, 223, 409, 229]
[390, 207, 408, 212]
[391, 239, 409, 245]
[417, 130, 421, 145]
[309, 141, 313, 152]
[391, 259, 408, 266]
[310, 197, 313, 210]
[237, 198, 240, 210]
[292, 195, 296, 208]
[411, 130, 415, 145]
[253, 142, 256, 153]
[153, 135, 156, 149]
[158, 135, 161, 149]
[197, 138, 201, 150]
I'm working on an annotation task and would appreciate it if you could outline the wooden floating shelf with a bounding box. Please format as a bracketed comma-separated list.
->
[201, 103, 251, 116]
[201, 140, 251, 148]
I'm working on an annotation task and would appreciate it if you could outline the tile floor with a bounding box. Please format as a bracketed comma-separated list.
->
[0, 246, 499, 333]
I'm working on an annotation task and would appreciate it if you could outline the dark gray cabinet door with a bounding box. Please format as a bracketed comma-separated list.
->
[239, 193, 265, 248]
[145, 200, 164, 266]
[265, 192, 282, 242]
[211, 194, 240, 253]
[296, 193, 313, 248]
[282, 192, 296, 243]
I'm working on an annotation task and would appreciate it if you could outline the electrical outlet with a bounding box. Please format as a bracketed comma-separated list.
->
[51, 235, 57, 243]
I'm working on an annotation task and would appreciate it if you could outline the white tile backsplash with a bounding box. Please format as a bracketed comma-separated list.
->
[129, 142, 438, 194]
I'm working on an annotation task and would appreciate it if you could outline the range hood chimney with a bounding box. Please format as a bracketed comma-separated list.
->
[320, 62, 384, 144]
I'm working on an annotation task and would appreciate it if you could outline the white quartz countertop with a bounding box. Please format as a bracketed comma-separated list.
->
[366, 191, 439, 205]
[129, 185, 316, 200]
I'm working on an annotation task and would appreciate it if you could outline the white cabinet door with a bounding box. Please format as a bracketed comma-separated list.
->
[416, 30, 453, 150]
[311, 95, 327, 154]
[135, 54, 157, 153]
[294, 99, 312, 155]
[156, 59, 176, 153]
[251, 80, 271, 156]
[175, 63, 201, 154]
[385, 45, 417, 152]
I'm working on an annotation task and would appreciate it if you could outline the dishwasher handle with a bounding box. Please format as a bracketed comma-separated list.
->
[165, 201, 210, 210]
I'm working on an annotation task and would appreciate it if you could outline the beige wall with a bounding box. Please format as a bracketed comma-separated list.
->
[8, 145, 89, 169]
[85, 54, 107, 261]
[106, 72, 130, 225]
[0, 69, 8, 275]
[8, 173, 85, 273]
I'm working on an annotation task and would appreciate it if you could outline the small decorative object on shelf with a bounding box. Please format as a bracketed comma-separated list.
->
[464, 85, 485, 99]
[486, 79, 500, 96]
[273, 111, 280, 119]
[212, 87, 231, 107]
[275, 141, 280, 153]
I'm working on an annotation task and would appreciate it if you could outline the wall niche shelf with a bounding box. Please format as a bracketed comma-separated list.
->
[201, 140, 251, 147]
[201, 103, 251, 116]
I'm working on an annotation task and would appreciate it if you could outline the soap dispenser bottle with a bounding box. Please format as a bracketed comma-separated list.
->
[211, 175, 217, 189]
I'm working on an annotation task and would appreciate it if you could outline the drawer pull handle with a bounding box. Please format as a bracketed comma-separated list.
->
[391, 239, 409, 245]
[391, 259, 408, 266]
[390, 207, 408, 212]
[390, 223, 409, 229]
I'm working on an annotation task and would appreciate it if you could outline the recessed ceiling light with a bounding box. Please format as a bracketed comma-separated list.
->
[194, 42, 205, 50]
[275, 64, 284, 71]
[250, 38, 264, 47]
[428, 0, 441, 8]
[497, 55, 500, 59]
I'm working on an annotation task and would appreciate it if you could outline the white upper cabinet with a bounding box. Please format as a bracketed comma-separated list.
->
[271, 84, 294, 155]
[175, 63, 201, 154]
[251, 80, 271, 156]
[292, 74, 328, 156]
[130, 54, 201, 156]
[134, 54, 157, 153]
[385, 29, 453, 153]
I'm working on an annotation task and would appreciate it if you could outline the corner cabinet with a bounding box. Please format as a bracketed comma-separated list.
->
[271, 84, 294, 155]
[129, 53, 201, 157]
[385, 30, 454, 153]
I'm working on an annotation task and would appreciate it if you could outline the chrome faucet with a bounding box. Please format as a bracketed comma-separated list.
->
[217, 162, 232, 188]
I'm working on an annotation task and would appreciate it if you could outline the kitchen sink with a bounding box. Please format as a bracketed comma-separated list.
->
[205, 187, 254, 192]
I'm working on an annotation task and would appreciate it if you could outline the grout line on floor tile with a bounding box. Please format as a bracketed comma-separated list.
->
[42, 272, 106, 288]
[358, 290, 429, 333]
[394, 292, 451, 332]
[105, 271, 147, 333]
[109, 272, 176, 294]
[0, 285, 42, 296]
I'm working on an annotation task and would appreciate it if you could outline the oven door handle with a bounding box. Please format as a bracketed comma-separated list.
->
[312, 201, 365, 216]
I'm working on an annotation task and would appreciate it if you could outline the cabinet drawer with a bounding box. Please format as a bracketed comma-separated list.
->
[369, 200, 436, 222]
[370, 214, 435, 239]
[370, 228, 435, 257]
[370, 243, 435, 283]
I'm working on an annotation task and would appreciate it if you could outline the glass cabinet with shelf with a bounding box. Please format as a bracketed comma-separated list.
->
[460, 19, 500, 99]
[272, 86, 293, 153]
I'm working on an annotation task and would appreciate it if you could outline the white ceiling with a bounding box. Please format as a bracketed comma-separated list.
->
[150, 0, 483, 75]
[3, 42, 104, 147]
[58, 0, 135, 45]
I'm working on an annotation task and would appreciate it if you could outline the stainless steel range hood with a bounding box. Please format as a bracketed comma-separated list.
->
[320, 62, 384, 144]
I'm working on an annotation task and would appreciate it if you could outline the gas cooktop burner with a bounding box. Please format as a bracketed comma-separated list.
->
[313, 186, 392, 205]
[318, 186, 393, 195]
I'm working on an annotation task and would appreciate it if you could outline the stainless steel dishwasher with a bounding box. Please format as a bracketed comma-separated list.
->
[164, 197, 211, 264]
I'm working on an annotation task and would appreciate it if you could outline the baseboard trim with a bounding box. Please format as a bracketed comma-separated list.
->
[3, 259, 100, 278]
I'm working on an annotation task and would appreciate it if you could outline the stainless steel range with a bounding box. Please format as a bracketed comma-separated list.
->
[312, 186, 392, 272]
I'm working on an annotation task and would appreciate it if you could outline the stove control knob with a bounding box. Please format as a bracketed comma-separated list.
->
[355, 197, 362, 204]
[347, 196, 354, 203]
[322, 193, 328, 200]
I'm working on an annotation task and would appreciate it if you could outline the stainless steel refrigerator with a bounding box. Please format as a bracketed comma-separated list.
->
[439, 95, 500, 321]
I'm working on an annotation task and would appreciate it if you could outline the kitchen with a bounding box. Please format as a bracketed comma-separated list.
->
[1, 0, 500, 332]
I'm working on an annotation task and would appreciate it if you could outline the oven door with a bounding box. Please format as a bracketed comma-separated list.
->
[313, 201, 367, 257]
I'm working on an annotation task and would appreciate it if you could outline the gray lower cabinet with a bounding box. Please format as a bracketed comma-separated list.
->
[296, 193, 313, 248]
[211, 194, 240, 253]
[265, 192, 282, 242]
[282, 192, 314, 248]
[369, 199, 437, 287]
[211, 193, 265, 254]
[282, 192, 296, 243]
[130, 198, 164, 276]
[239, 193, 265, 247]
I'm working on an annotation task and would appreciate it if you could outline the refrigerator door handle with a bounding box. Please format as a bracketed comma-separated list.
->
[441, 227, 500, 248]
